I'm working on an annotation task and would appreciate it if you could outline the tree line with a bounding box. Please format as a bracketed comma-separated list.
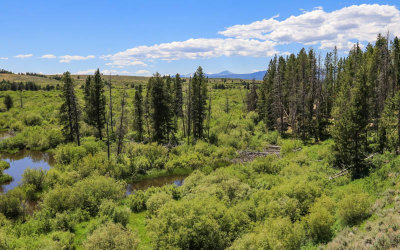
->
[251, 34, 400, 179]
[59, 67, 209, 154]
[0, 80, 55, 91]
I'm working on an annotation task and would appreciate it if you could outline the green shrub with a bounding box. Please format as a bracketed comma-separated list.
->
[0, 133, 25, 151]
[280, 139, 303, 156]
[230, 217, 305, 250]
[338, 193, 371, 226]
[126, 143, 167, 173]
[0, 160, 12, 184]
[23, 113, 42, 126]
[21, 168, 47, 192]
[146, 192, 172, 216]
[0, 190, 24, 219]
[81, 136, 105, 155]
[165, 151, 206, 172]
[0, 161, 10, 171]
[250, 155, 280, 174]
[49, 231, 75, 250]
[83, 222, 139, 250]
[99, 200, 130, 227]
[305, 196, 336, 243]
[129, 190, 146, 212]
[148, 197, 250, 249]
[43, 176, 125, 216]
[54, 143, 87, 165]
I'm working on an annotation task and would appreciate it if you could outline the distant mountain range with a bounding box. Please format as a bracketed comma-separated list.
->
[182, 70, 266, 80]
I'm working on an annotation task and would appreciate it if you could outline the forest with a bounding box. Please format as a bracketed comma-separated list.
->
[0, 33, 399, 249]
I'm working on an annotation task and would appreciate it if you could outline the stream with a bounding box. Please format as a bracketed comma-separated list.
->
[0, 131, 187, 194]
[0, 150, 54, 193]
[126, 175, 187, 195]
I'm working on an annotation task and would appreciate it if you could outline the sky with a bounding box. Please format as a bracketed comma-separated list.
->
[1, 0, 399, 76]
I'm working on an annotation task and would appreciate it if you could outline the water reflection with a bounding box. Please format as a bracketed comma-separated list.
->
[0, 150, 54, 193]
[126, 175, 187, 195]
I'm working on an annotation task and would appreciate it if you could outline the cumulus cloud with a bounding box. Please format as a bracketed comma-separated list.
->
[41, 54, 56, 59]
[59, 55, 95, 63]
[15, 54, 33, 59]
[0, 57, 7, 60]
[102, 38, 277, 67]
[220, 4, 400, 50]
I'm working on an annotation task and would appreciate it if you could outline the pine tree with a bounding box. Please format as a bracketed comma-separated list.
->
[333, 66, 370, 179]
[258, 57, 276, 129]
[173, 74, 183, 134]
[116, 88, 128, 155]
[59, 72, 81, 145]
[191, 66, 208, 139]
[164, 75, 174, 141]
[133, 84, 144, 141]
[286, 54, 299, 135]
[4, 94, 13, 111]
[84, 69, 106, 140]
[246, 79, 258, 112]
[274, 56, 287, 134]
[297, 49, 309, 140]
[148, 73, 171, 143]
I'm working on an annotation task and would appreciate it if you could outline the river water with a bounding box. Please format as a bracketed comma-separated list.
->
[0, 130, 187, 194]
[126, 175, 187, 195]
[0, 150, 54, 193]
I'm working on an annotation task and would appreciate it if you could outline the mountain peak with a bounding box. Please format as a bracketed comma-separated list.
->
[217, 70, 234, 75]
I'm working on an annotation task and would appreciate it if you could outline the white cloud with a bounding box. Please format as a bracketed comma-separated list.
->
[15, 54, 33, 59]
[135, 70, 151, 76]
[74, 69, 96, 75]
[102, 38, 278, 67]
[41, 54, 56, 59]
[220, 4, 400, 50]
[74, 69, 132, 75]
[0, 57, 7, 60]
[105, 59, 147, 68]
[59, 55, 95, 63]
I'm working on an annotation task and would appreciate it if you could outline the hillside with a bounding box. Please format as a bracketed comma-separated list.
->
[0, 73, 61, 86]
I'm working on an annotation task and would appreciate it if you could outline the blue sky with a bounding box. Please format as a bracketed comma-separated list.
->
[0, 0, 399, 76]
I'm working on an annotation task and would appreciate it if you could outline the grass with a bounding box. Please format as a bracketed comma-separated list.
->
[0, 73, 61, 86]
[73, 218, 101, 249]
[128, 211, 151, 250]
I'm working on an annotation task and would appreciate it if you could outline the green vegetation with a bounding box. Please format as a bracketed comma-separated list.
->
[0, 160, 11, 184]
[0, 33, 400, 249]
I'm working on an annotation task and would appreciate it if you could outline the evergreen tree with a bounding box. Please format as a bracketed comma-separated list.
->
[173, 74, 183, 133]
[164, 75, 175, 141]
[333, 65, 370, 179]
[84, 69, 106, 140]
[59, 72, 81, 145]
[258, 57, 276, 129]
[274, 56, 287, 134]
[191, 66, 208, 139]
[133, 85, 144, 141]
[246, 79, 258, 112]
[148, 73, 171, 143]
[4, 94, 13, 111]
[116, 89, 128, 155]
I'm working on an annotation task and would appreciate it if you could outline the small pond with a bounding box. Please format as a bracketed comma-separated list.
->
[126, 175, 187, 195]
[0, 150, 54, 193]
